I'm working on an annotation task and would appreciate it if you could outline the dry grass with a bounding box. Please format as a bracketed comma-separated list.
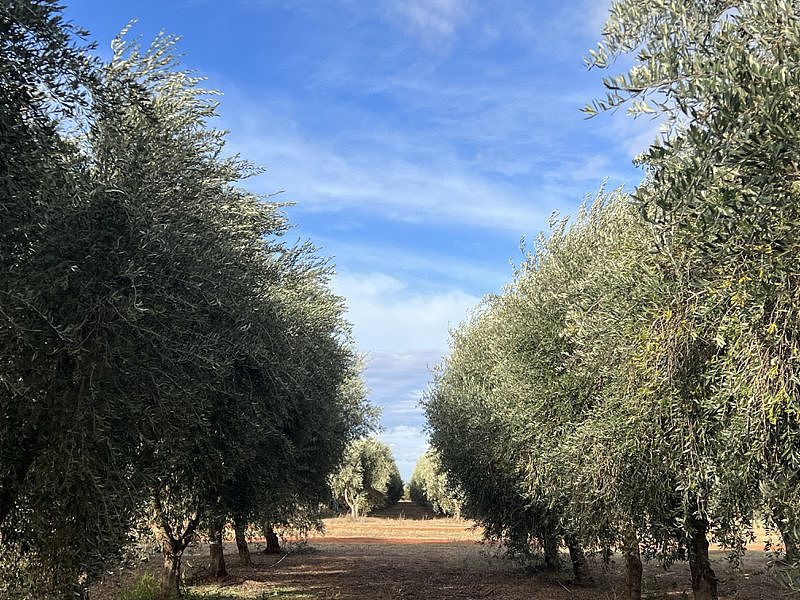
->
[310, 502, 479, 544]
[93, 502, 798, 599]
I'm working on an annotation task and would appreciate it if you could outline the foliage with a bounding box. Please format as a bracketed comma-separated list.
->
[426, 186, 716, 588]
[0, 3, 371, 597]
[428, 1, 800, 597]
[588, 0, 800, 564]
[425, 298, 564, 560]
[116, 574, 164, 600]
[330, 438, 401, 518]
[0, 2, 145, 594]
[386, 465, 405, 506]
[409, 450, 462, 517]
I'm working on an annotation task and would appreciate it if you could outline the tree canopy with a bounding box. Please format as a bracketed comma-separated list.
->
[427, 2, 800, 599]
[330, 437, 403, 519]
[0, 3, 371, 598]
[409, 449, 462, 517]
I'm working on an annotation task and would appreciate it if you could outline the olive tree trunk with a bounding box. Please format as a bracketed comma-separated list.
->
[234, 516, 252, 567]
[564, 533, 592, 583]
[160, 541, 181, 600]
[623, 531, 642, 600]
[779, 524, 799, 564]
[343, 487, 359, 520]
[542, 532, 560, 571]
[687, 515, 718, 600]
[152, 491, 201, 600]
[208, 517, 227, 579]
[262, 521, 281, 554]
[773, 505, 799, 564]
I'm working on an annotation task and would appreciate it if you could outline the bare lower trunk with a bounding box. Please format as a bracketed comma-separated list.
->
[344, 487, 359, 520]
[773, 506, 799, 564]
[262, 522, 281, 554]
[623, 532, 642, 600]
[208, 518, 227, 579]
[542, 532, 560, 570]
[564, 533, 592, 583]
[779, 525, 798, 564]
[152, 490, 200, 600]
[234, 517, 253, 567]
[160, 542, 181, 600]
[687, 515, 718, 600]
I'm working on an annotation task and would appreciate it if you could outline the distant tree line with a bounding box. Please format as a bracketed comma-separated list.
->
[0, 2, 373, 598]
[409, 450, 462, 517]
[330, 437, 404, 519]
[425, 2, 800, 600]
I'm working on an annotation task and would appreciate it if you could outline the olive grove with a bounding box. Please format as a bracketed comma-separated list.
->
[330, 437, 403, 519]
[426, 2, 800, 600]
[409, 450, 462, 517]
[0, 3, 370, 599]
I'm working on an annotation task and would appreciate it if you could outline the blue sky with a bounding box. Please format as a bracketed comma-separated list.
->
[64, 0, 655, 480]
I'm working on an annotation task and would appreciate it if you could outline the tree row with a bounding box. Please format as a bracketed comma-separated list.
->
[426, 3, 800, 599]
[0, 3, 372, 598]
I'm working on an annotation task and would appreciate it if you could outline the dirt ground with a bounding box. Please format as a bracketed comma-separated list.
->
[95, 501, 798, 599]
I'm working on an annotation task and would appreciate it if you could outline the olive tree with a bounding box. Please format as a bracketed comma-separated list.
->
[91, 32, 373, 598]
[386, 465, 404, 507]
[208, 285, 372, 572]
[587, 0, 800, 591]
[426, 189, 730, 597]
[425, 298, 581, 576]
[0, 3, 158, 595]
[409, 450, 462, 517]
[0, 6, 371, 597]
[427, 2, 800, 599]
[85, 30, 293, 597]
[521, 193, 693, 600]
[330, 437, 400, 519]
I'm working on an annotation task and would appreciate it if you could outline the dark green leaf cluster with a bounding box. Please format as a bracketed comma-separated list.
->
[425, 193, 668, 575]
[408, 449, 462, 517]
[329, 437, 403, 518]
[0, 3, 370, 597]
[427, 2, 800, 596]
[594, 0, 800, 578]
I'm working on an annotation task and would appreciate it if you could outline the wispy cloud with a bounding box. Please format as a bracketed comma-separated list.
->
[332, 271, 479, 352]
[219, 86, 638, 237]
[362, 350, 444, 478]
[383, 0, 471, 44]
[364, 350, 441, 411]
[313, 237, 510, 294]
[380, 425, 429, 480]
[221, 112, 554, 234]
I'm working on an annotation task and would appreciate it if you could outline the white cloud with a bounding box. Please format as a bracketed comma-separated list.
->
[315, 237, 509, 293]
[601, 109, 666, 160]
[584, 0, 613, 37]
[324, 277, 475, 478]
[362, 349, 442, 418]
[332, 271, 479, 353]
[380, 425, 429, 480]
[216, 73, 628, 237]
[360, 349, 441, 478]
[384, 0, 471, 43]
[227, 125, 551, 233]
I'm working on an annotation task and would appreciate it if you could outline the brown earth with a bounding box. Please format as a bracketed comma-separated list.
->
[94, 501, 798, 599]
